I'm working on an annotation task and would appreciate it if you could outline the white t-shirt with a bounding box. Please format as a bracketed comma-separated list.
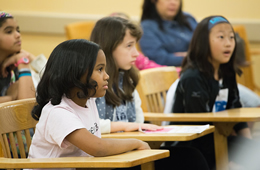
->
[28, 96, 101, 160]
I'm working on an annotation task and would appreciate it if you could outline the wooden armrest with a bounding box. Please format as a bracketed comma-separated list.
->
[0, 150, 169, 169]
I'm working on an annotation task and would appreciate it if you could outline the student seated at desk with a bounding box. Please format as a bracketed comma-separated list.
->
[0, 11, 47, 103]
[28, 39, 155, 170]
[0, 11, 35, 103]
[168, 15, 259, 169]
[0, 11, 48, 158]
[138, 0, 260, 109]
[91, 16, 210, 170]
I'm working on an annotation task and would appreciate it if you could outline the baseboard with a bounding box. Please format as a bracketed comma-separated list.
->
[10, 11, 260, 42]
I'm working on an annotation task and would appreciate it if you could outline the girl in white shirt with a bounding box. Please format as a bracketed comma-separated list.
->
[28, 39, 151, 163]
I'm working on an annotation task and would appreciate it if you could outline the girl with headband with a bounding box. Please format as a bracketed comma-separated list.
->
[171, 15, 259, 169]
[0, 11, 35, 102]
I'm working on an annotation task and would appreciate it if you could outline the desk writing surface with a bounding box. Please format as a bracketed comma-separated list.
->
[144, 108, 260, 170]
[144, 108, 260, 122]
[102, 126, 215, 141]
[143, 107, 260, 170]
[0, 149, 169, 169]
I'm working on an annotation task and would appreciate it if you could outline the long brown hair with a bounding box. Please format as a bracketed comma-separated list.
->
[90, 17, 142, 106]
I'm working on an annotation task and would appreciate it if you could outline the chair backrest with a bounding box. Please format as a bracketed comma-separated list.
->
[0, 98, 37, 158]
[233, 25, 256, 91]
[65, 21, 96, 40]
[136, 66, 179, 113]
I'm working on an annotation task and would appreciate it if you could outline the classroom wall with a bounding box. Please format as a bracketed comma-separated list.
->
[2, 0, 260, 19]
[2, 0, 260, 57]
[1, 0, 260, 87]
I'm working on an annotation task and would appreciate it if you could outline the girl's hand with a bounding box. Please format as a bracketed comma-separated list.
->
[140, 123, 163, 131]
[21, 49, 36, 62]
[1, 56, 16, 77]
[1, 50, 31, 77]
[174, 52, 187, 57]
[6, 81, 19, 100]
[122, 122, 163, 132]
[136, 140, 151, 150]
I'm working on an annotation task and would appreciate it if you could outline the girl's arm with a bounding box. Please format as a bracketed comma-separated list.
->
[100, 119, 162, 134]
[16, 75, 35, 99]
[0, 96, 13, 103]
[65, 128, 150, 157]
[1, 51, 35, 99]
[0, 81, 19, 103]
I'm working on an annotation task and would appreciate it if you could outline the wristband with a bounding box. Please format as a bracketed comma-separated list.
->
[18, 68, 31, 72]
[18, 73, 32, 78]
[18, 68, 32, 78]
[15, 57, 30, 67]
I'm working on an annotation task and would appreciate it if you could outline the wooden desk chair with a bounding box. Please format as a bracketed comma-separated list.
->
[136, 67, 179, 125]
[0, 99, 169, 170]
[65, 21, 96, 40]
[0, 98, 37, 158]
[233, 25, 260, 94]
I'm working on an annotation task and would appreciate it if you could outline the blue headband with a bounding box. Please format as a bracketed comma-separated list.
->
[208, 16, 229, 30]
[0, 11, 13, 18]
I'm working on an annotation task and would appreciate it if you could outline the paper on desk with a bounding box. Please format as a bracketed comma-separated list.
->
[144, 124, 210, 134]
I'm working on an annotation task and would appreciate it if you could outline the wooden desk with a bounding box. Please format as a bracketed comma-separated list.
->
[0, 149, 169, 170]
[102, 125, 215, 148]
[143, 108, 260, 170]
[103, 125, 214, 170]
